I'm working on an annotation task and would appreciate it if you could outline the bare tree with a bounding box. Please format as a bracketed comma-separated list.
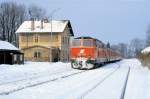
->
[111, 44, 120, 52]
[111, 38, 145, 58]
[146, 24, 150, 46]
[129, 38, 145, 57]
[0, 2, 27, 44]
[28, 5, 46, 20]
[106, 42, 110, 48]
[113, 43, 128, 58]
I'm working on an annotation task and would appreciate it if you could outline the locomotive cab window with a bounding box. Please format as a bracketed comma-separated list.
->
[83, 40, 93, 47]
[72, 39, 81, 47]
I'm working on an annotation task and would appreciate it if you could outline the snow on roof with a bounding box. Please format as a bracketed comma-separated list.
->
[16, 20, 69, 33]
[141, 46, 150, 54]
[0, 41, 19, 51]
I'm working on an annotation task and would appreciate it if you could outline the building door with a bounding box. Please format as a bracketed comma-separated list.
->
[34, 51, 41, 61]
[52, 48, 60, 62]
[6, 53, 13, 64]
[0, 53, 4, 64]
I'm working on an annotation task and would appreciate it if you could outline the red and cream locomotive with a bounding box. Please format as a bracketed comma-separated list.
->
[70, 37, 121, 69]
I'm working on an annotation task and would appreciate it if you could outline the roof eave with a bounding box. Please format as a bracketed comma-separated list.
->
[68, 21, 74, 36]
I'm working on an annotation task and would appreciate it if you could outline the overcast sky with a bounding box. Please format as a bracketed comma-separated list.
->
[1, 0, 150, 44]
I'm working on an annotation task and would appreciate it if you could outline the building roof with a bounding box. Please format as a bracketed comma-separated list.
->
[16, 20, 74, 36]
[0, 41, 19, 51]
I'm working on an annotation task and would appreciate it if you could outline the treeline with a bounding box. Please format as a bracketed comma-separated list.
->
[110, 38, 145, 58]
[111, 24, 150, 58]
[0, 2, 46, 44]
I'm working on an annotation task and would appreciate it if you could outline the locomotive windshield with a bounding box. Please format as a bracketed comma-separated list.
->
[72, 39, 81, 47]
[72, 39, 93, 47]
[83, 40, 93, 47]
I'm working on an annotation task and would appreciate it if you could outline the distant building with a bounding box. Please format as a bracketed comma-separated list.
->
[16, 19, 74, 62]
[0, 41, 24, 65]
[139, 47, 150, 69]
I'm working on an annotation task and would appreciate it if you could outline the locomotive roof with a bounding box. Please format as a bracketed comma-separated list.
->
[75, 36, 93, 39]
[75, 36, 104, 44]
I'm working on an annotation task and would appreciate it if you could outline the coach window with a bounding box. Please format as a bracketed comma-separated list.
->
[83, 40, 93, 47]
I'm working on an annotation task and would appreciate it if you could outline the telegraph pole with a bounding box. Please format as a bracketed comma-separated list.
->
[49, 8, 61, 62]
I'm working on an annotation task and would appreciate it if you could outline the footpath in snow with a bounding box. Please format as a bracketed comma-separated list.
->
[0, 59, 149, 99]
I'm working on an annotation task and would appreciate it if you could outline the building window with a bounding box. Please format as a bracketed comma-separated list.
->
[14, 55, 17, 61]
[67, 38, 70, 45]
[62, 37, 64, 44]
[65, 37, 68, 44]
[20, 55, 23, 61]
[40, 33, 50, 42]
[34, 34, 39, 43]
[34, 52, 41, 58]
[52, 34, 58, 42]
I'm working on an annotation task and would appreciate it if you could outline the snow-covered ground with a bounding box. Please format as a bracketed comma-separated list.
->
[0, 59, 149, 99]
[0, 62, 72, 85]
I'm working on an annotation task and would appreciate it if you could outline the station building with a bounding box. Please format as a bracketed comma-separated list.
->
[16, 19, 74, 62]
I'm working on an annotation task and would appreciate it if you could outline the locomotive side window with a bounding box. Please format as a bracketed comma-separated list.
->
[72, 39, 81, 47]
[83, 40, 93, 47]
[96, 40, 104, 48]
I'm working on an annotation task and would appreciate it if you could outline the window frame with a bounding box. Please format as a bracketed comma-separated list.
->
[72, 39, 81, 47]
[82, 39, 93, 47]
[34, 51, 41, 58]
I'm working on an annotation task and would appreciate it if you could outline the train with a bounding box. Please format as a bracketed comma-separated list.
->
[70, 36, 122, 70]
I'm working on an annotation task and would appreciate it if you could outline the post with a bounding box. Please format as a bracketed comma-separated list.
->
[50, 15, 53, 62]
[49, 8, 61, 62]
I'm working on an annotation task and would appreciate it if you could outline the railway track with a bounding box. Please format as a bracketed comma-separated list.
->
[0, 62, 125, 97]
[78, 63, 121, 99]
[0, 69, 87, 95]
[51, 63, 121, 99]
[0, 69, 73, 85]
[79, 65, 130, 99]
[119, 67, 130, 99]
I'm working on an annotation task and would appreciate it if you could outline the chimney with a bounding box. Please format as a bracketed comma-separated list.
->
[41, 19, 43, 29]
[31, 18, 35, 31]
